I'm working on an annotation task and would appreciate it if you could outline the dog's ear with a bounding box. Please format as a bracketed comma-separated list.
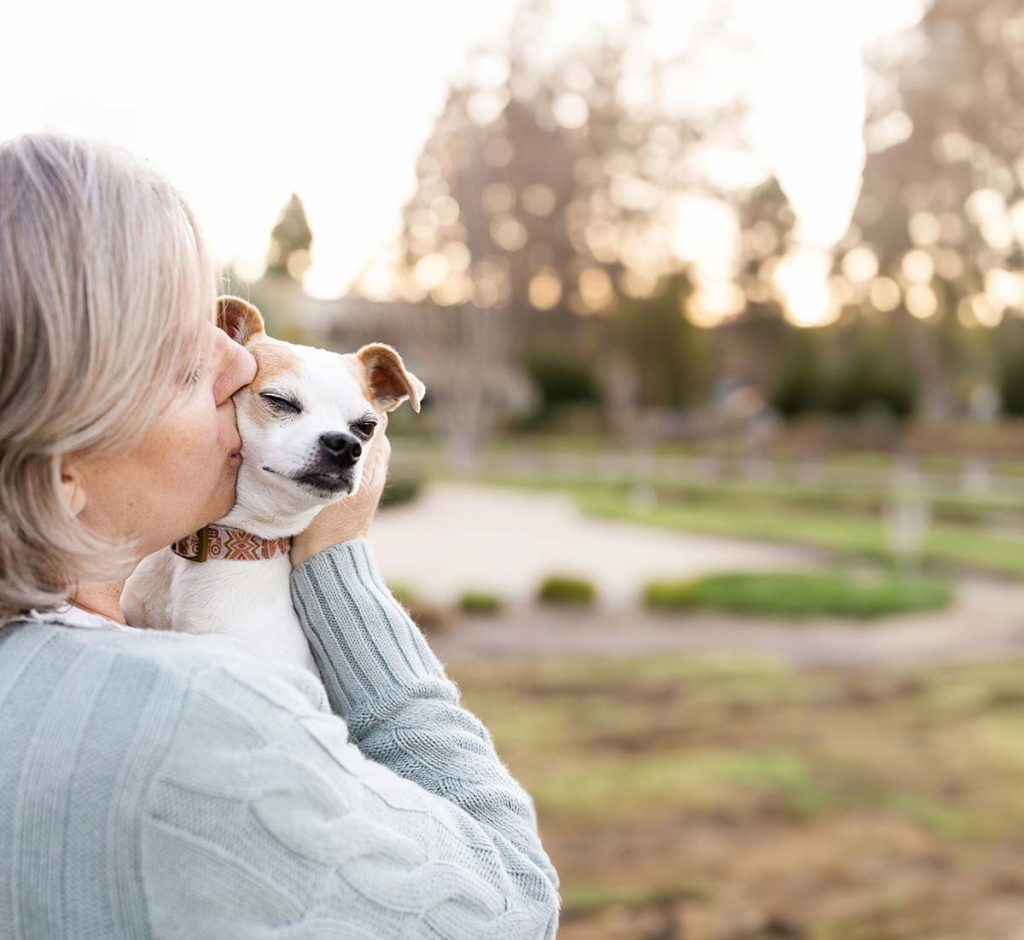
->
[217, 296, 265, 345]
[356, 343, 426, 413]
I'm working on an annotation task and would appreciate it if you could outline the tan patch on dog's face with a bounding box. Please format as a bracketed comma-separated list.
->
[239, 337, 304, 429]
[248, 338, 301, 393]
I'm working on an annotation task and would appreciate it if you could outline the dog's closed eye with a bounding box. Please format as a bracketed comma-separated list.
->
[260, 392, 302, 415]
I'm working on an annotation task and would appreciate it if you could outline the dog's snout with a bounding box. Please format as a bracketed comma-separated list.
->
[319, 431, 362, 465]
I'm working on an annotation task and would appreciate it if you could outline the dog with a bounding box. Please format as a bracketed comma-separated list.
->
[121, 296, 425, 675]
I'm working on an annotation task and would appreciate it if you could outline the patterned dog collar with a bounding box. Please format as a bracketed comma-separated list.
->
[171, 524, 292, 563]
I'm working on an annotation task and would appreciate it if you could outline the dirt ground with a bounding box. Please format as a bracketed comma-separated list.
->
[450, 656, 1024, 940]
[548, 814, 1024, 940]
[379, 483, 1024, 937]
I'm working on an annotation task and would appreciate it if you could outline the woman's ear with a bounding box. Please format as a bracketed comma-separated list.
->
[356, 343, 426, 413]
[216, 296, 265, 345]
[60, 462, 87, 517]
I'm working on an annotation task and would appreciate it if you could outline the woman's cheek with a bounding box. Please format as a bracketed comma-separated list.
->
[189, 398, 220, 447]
[162, 410, 213, 476]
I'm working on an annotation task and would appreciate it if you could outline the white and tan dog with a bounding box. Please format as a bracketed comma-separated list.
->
[121, 296, 425, 675]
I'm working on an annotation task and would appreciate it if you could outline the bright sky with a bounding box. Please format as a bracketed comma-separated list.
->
[2, 0, 928, 322]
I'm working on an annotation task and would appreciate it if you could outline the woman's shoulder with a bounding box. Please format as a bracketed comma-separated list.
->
[0, 617, 331, 731]
[0, 622, 355, 936]
[0, 618, 334, 815]
[1, 614, 248, 675]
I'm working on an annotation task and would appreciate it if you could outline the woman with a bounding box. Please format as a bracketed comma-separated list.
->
[0, 134, 559, 938]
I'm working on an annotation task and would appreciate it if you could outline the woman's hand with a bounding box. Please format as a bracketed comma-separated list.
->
[290, 423, 391, 568]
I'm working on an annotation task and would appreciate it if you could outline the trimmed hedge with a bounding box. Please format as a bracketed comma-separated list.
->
[387, 583, 457, 635]
[537, 575, 597, 607]
[380, 477, 423, 508]
[643, 570, 953, 619]
[458, 591, 504, 615]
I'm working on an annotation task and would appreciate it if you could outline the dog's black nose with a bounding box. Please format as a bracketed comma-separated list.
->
[319, 432, 362, 465]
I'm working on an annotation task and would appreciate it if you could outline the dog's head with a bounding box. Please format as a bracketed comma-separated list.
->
[217, 296, 425, 528]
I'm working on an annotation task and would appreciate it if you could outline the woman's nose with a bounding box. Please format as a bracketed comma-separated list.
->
[214, 334, 257, 406]
[235, 345, 258, 391]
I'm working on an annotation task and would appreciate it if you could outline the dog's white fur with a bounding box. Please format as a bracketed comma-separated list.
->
[121, 297, 425, 674]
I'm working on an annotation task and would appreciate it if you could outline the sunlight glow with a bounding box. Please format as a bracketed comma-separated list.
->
[774, 247, 838, 327]
[2, 0, 929, 319]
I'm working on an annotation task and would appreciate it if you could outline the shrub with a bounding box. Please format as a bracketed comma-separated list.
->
[772, 326, 827, 417]
[388, 582, 419, 608]
[642, 580, 700, 610]
[643, 570, 953, 619]
[380, 477, 423, 509]
[825, 325, 916, 420]
[997, 337, 1024, 415]
[388, 583, 457, 635]
[524, 350, 601, 410]
[458, 591, 504, 615]
[537, 575, 597, 607]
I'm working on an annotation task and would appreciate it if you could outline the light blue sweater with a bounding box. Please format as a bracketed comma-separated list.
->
[0, 539, 560, 938]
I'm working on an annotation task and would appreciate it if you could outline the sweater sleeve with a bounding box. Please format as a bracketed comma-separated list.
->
[288, 540, 560, 894]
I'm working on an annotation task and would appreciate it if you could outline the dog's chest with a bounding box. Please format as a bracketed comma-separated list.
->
[167, 552, 318, 675]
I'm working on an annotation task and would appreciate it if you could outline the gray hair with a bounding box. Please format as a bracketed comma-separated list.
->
[0, 133, 217, 620]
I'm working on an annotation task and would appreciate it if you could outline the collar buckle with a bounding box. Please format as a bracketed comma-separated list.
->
[171, 526, 210, 563]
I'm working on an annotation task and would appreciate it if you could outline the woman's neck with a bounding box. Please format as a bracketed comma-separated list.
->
[72, 582, 127, 625]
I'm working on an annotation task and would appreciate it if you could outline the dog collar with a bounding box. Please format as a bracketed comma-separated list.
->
[171, 524, 292, 563]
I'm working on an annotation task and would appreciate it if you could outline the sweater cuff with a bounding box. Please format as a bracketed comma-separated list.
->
[289, 539, 453, 729]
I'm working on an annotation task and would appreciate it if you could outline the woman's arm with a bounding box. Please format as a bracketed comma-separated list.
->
[290, 538, 560, 897]
[286, 429, 559, 926]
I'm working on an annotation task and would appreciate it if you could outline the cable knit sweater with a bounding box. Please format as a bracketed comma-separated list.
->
[0, 539, 560, 938]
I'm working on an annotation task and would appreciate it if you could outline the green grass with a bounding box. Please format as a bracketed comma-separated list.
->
[578, 488, 1024, 577]
[494, 470, 1024, 522]
[638, 477, 1024, 524]
[644, 570, 954, 618]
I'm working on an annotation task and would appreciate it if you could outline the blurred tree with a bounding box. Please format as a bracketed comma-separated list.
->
[708, 301, 788, 413]
[400, 301, 529, 472]
[222, 195, 315, 344]
[772, 325, 827, 417]
[376, 0, 743, 317]
[857, 0, 1024, 273]
[267, 193, 313, 282]
[359, 0, 745, 464]
[612, 270, 707, 409]
[996, 319, 1024, 415]
[844, 0, 1024, 414]
[734, 176, 797, 314]
[827, 318, 916, 419]
[522, 347, 601, 426]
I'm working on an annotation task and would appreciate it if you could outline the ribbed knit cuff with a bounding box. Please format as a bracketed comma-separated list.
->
[289, 539, 455, 736]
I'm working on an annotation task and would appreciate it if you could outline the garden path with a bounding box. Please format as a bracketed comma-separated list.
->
[371, 481, 824, 607]
[370, 482, 1024, 667]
